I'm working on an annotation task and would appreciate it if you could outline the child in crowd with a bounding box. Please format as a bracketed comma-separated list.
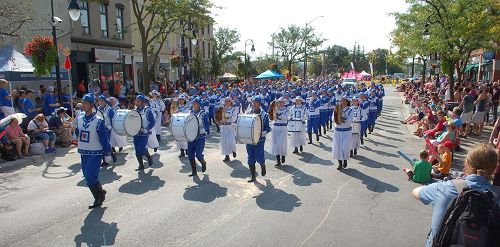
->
[430, 141, 454, 179]
[403, 150, 432, 184]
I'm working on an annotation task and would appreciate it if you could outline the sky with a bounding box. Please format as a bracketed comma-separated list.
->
[211, 0, 409, 57]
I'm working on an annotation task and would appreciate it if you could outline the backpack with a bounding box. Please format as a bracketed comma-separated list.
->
[432, 179, 500, 247]
[1, 143, 18, 161]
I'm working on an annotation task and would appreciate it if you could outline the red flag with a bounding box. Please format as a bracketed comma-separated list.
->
[64, 56, 71, 70]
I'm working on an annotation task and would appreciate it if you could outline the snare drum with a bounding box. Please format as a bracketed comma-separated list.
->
[287, 120, 303, 132]
[236, 114, 262, 145]
[352, 122, 361, 134]
[171, 113, 199, 142]
[113, 110, 142, 136]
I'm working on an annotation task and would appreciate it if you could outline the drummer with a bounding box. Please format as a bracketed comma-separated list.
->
[108, 97, 127, 153]
[245, 95, 271, 183]
[289, 96, 307, 154]
[134, 94, 155, 171]
[176, 94, 190, 158]
[75, 93, 112, 209]
[271, 97, 289, 166]
[319, 89, 330, 135]
[187, 97, 210, 177]
[149, 90, 166, 151]
[306, 91, 321, 144]
[97, 95, 117, 166]
[221, 97, 238, 162]
[333, 96, 354, 170]
[359, 93, 370, 144]
[350, 97, 362, 157]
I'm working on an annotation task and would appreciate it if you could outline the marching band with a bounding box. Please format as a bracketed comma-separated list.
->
[74, 81, 386, 208]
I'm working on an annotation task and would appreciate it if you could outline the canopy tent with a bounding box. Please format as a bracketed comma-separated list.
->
[359, 70, 371, 76]
[0, 45, 69, 89]
[255, 70, 284, 79]
[219, 72, 238, 79]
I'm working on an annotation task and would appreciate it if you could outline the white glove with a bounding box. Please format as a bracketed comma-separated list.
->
[104, 156, 112, 163]
[261, 131, 267, 137]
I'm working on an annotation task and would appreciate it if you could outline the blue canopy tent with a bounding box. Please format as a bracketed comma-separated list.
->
[0, 45, 69, 90]
[255, 70, 284, 79]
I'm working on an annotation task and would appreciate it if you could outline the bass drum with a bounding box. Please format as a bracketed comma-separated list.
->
[236, 114, 262, 145]
[171, 113, 199, 142]
[113, 110, 142, 136]
[287, 120, 303, 132]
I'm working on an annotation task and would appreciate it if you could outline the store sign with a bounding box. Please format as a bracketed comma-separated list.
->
[483, 50, 495, 60]
[94, 49, 121, 63]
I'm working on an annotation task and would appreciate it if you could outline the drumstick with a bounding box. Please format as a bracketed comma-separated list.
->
[397, 151, 416, 165]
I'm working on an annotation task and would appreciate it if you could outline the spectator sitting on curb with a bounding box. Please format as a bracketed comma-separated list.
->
[402, 150, 432, 184]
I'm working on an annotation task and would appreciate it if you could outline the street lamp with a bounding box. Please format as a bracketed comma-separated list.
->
[304, 15, 324, 82]
[244, 39, 255, 80]
[51, 0, 80, 104]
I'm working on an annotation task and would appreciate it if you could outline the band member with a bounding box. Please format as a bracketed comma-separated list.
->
[149, 90, 166, 151]
[350, 97, 362, 157]
[359, 93, 370, 143]
[289, 96, 307, 154]
[145, 97, 160, 151]
[368, 90, 379, 133]
[306, 91, 321, 143]
[75, 93, 112, 209]
[108, 97, 127, 152]
[333, 97, 354, 170]
[97, 95, 116, 166]
[221, 97, 238, 162]
[176, 94, 190, 157]
[213, 88, 224, 132]
[327, 88, 335, 130]
[319, 89, 330, 135]
[134, 94, 155, 171]
[187, 97, 210, 177]
[246, 95, 271, 182]
[271, 97, 289, 166]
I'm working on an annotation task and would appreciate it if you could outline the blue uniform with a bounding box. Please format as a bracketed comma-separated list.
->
[133, 106, 155, 156]
[368, 96, 378, 127]
[75, 113, 111, 187]
[319, 95, 330, 126]
[187, 109, 210, 161]
[360, 100, 370, 136]
[43, 93, 57, 116]
[306, 98, 321, 133]
[246, 108, 271, 165]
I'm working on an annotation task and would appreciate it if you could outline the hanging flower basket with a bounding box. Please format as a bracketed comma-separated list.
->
[170, 55, 181, 68]
[24, 36, 58, 77]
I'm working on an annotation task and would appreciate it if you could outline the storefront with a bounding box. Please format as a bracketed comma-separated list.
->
[70, 48, 132, 95]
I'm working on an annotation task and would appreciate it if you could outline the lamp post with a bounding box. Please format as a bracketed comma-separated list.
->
[244, 39, 255, 80]
[304, 15, 323, 82]
[178, 18, 194, 91]
[51, 0, 80, 103]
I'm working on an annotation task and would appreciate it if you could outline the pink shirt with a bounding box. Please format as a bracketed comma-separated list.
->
[5, 125, 23, 139]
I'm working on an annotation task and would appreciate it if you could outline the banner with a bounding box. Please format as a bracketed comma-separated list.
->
[369, 62, 374, 76]
[350, 62, 355, 71]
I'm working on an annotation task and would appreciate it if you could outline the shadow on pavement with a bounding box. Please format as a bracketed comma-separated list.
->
[223, 159, 249, 179]
[118, 169, 165, 195]
[361, 146, 400, 159]
[341, 169, 399, 193]
[254, 179, 302, 212]
[183, 175, 227, 203]
[77, 165, 123, 187]
[277, 165, 322, 186]
[74, 207, 118, 247]
[297, 151, 333, 166]
[355, 155, 399, 170]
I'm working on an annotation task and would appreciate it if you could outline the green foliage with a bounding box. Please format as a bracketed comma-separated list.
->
[192, 46, 207, 82]
[210, 27, 240, 78]
[323, 45, 350, 73]
[270, 25, 325, 75]
[367, 48, 389, 75]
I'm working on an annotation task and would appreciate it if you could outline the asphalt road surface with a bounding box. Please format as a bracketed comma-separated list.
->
[1, 87, 443, 247]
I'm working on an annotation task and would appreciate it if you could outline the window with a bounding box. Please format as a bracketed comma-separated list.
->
[208, 42, 211, 58]
[116, 6, 124, 39]
[99, 3, 108, 37]
[201, 26, 205, 36]
[79, 0, 89, 35]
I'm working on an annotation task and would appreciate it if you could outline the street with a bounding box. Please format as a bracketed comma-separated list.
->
[2, 87, 434, 247]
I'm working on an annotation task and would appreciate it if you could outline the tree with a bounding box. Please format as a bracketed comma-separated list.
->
[270, 25, 325, 77]
[131, 0, 213, 91]
[323, 45, 350, 74]
[0, 0, 34, 45]
[351, 44, 370, 73]
[191, 46, 207, 82]
[307, 55, 323, 76]
[367, 48, 389, 75]
[210, 27, 240, 78]
[392, 0, 499, 96]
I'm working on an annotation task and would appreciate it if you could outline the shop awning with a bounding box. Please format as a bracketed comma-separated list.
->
[464, 63, 479, 72]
